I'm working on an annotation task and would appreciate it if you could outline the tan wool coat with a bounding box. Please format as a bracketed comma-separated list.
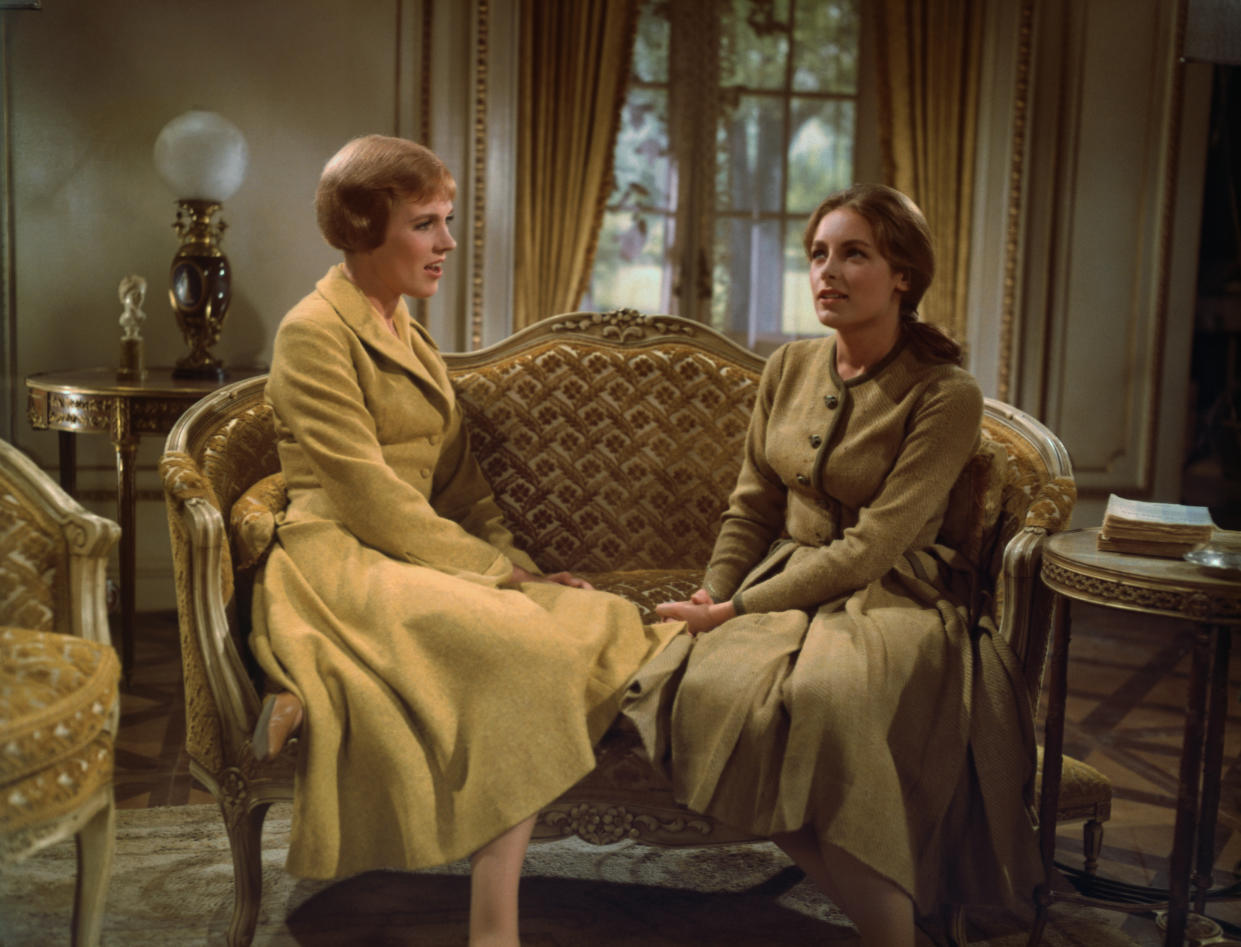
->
[623, 335, 1043, 913]
[251, 265, 675, 879]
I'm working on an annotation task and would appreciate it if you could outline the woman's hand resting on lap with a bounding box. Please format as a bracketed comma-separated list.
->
[509, 565, 595, 590]
[655, 588, 735, 635]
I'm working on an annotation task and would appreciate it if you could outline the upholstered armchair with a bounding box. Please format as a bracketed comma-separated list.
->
[160, 310, 1107, 947]
[0, 437, 122, 946]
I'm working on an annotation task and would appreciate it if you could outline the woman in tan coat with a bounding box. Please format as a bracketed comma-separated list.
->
[249, 135, 676, 947]
[627, 185, 1042, 946]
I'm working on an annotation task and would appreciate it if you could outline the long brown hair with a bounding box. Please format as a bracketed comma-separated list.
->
[803, 184, 963, 365]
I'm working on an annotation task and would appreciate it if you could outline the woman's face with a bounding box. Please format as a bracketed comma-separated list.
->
[364, 194, 457, 300]
[809, 207, 908, 334]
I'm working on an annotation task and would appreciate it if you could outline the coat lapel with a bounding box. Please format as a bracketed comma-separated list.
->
[315, 265, 453, 418]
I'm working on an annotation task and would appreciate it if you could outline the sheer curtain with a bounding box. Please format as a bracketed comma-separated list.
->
[876, 0, 984, 345]
[513, 0, 640, 330]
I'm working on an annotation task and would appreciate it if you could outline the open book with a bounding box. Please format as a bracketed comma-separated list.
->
[1097, 494, 1216, 558]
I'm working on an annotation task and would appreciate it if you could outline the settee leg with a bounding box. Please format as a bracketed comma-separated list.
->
[224, 800, 271, 947]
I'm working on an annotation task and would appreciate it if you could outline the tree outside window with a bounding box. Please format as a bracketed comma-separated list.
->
[585, 0, 870, 353]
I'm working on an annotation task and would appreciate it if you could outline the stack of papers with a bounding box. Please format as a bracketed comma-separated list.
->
[1097, 494, 1216, 558]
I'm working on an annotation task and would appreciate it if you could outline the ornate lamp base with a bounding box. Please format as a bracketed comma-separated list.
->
[168, 201, 232, 381]
[172, 351, 227, 381]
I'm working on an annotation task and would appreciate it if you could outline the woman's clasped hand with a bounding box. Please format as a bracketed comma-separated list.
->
[653, 588, 735, 635]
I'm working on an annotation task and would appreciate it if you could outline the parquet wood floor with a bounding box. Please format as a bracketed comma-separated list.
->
[115, 604, 1241, 939]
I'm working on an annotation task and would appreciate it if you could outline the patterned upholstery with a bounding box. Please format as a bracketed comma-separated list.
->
[0, 489, 62, 631]
[452, 339, 758, 573]
[160, 311, 1095, 946]
[0, 626, 119, 859]
[0, 437, 121, 946]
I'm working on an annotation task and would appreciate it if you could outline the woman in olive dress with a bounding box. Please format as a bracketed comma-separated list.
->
[629, 184, 1042, 947]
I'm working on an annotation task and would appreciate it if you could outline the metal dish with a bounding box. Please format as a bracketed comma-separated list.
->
[1184, 533, 1241, 578]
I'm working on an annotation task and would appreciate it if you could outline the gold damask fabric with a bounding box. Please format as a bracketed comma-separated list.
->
[0, 486, 64, 632]
[0, 625, 119, 859]
[451, 339, 761, 573]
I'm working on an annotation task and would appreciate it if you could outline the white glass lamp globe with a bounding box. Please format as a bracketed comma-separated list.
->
[153, 110, 248, 202]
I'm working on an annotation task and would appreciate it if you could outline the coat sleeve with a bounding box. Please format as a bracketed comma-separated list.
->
[701, 345, 790, 602]
[734, 372, 983, 615]
[268, 314, 517, 580]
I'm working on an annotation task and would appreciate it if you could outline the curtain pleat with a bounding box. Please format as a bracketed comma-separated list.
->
[877, 0, 983, 346]
[513, 0, 640, 329]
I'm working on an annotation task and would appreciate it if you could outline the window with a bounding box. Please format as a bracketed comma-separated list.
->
[585, 0, 873, 353]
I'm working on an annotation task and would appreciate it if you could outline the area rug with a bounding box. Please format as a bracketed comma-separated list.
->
[0, 803, 1166, 945]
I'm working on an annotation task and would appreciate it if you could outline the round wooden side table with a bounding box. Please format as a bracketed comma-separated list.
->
[26, 367, 265, 681]
[1039, 527, 1241, 946]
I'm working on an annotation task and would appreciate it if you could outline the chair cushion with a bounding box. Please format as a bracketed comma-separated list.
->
[230, 472, 287, 571]
[1035, 746, 1113, 822]
[0, 625, 119, 855]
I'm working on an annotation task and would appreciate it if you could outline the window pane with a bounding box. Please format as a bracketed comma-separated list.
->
[586, 210, 671, 314]
[786, 97, 854, 212]
[717, 93, 786, 214]
[711, 216, 785, 342]
[720, 0, 790, 90]
[612, 87, 672, 210]
[632, 1, 669, 84]
[792, 0, 859, 93]
[782, 224, 828, 337]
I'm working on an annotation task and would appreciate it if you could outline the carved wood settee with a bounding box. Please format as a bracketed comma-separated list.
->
[159, 310, 1103, 946]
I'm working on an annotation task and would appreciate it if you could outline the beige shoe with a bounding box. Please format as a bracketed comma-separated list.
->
[252, 692, 303, 761]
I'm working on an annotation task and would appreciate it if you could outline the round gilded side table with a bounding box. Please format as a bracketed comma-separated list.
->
[26, 367, 264, 681]
[1038, 527, 1241, 947]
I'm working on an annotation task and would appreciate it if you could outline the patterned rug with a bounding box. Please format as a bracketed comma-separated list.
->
[0, 803, 1171, 945]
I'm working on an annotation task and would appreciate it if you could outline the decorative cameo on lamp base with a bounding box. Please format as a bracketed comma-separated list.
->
[168, 200, 231, 380]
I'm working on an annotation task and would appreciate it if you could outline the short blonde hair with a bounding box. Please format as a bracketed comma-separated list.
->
[315, 135, 456, 252]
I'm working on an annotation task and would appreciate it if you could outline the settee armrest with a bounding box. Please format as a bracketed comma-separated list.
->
[998, 475, 1077, 703]
[161, 451, 262, 756]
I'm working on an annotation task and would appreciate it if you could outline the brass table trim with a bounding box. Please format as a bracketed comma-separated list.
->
[26, 367, 265, 681]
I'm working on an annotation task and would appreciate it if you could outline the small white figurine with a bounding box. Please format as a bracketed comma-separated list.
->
[117, 274, 148, 381]
[118, 274, 147, 341]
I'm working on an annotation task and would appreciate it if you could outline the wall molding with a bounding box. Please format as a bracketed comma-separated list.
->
[469, 0, 488, 349]
[2, 16, 16, 445]
[996, 0, 1034, 404]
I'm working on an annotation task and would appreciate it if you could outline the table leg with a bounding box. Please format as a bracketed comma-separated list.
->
[1165, 625, 1212, 947]
[1193, 626, 1231, 915]
[57, 431, 77, 497]
[1030, 593, 1071, 946]
[112, 435, 138, 685]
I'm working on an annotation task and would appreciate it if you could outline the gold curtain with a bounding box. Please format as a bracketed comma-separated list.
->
[876, 0, 984, 345]
[513, 0, 640, 329]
